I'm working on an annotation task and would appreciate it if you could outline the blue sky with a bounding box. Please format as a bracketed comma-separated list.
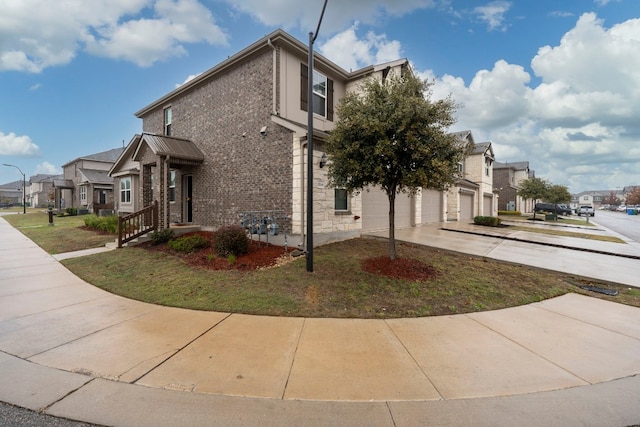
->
[1, 0, 638, 193]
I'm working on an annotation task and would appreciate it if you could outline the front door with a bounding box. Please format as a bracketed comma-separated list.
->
[184, 175, 193, 223]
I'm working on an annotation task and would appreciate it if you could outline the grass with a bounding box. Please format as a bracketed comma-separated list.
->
[3, 211, 115, 254]
[507, 225, 626, 243]
[5, 212, 640, 318]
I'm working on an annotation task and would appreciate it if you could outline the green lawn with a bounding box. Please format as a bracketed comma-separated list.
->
[6, 212, 639, 318]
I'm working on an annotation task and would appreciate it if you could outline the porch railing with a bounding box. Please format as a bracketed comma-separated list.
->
[117, 200, 158, 248]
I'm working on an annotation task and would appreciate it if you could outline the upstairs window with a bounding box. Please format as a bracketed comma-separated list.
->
[120, 177, 131, 203]
[312, 70, 326, 117]
[164, 107, 172, 136]
[300, 64, 334, 121]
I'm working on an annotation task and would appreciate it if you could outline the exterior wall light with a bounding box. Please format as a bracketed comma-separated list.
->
[319, 153, 327, 168]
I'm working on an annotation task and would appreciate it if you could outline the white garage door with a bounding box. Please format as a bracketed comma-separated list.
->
[421, 189, 442, 223]
[460, 193, 474, 220]
[362, 187, 412, 231]
[483, 195, 493, 216]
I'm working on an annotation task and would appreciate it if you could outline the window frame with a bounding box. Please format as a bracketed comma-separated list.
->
[334, 188, 349, 212]
[312, 70, 327, 117]
[120, 177, 132, 204]
[164, 107, 172, 136]
[169, 170, 176, 202]
[79, 185, 87, 204]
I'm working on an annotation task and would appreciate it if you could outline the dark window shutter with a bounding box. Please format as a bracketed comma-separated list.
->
[327, 78, 334, 121]
[300, 63, 308, 112]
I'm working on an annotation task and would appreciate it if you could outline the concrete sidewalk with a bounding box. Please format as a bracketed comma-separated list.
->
[1, 216, 639, 426]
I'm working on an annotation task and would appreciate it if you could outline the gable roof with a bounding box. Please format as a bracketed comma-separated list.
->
[494, 161, 530, 171]
[62, 147, 125, 168]
[110, 133, 205, 177]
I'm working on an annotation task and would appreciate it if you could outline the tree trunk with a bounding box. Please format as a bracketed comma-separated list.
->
[388, 189, 396, 260]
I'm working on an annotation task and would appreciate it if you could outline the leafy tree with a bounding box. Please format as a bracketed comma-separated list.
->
[544, 184, 572, 220]
[326, 71, 465, 259]
[627, 186, 640, 205]
[517, 177, 549, 220]
[603, 191, 621, 206]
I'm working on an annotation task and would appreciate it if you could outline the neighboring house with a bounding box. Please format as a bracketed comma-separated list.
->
[493, 161, 535, 213]
[28, 174, 61, 208]
[445, 131, 496, 221]
[55, 148, 123, 213]
[573, 190, 611, 209]
[110, 29, 487, 246]
[0, 180, 23, 206]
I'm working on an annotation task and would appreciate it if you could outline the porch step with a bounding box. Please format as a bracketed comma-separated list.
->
[113, 225, 202, 248]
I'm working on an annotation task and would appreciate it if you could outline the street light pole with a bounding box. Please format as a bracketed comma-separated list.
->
[3, 163, 26, 214]
[306, 0, 329, 273]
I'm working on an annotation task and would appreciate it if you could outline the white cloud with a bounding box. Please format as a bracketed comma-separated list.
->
[176, 72, 202, 88]
[223, 0, 437, 33]
[0, 0, 227, 72]
[425, 12, 640, 192]
[35, 161, 61, 175]
[473, 1, 511, 31]
[0, 132, 41, 156]
[318, 25, 402, 71]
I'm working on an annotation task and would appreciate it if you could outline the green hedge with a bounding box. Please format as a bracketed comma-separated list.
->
[168, 234, 210, 253]
[83, 214, 118, 234]
[473, 216, 502, 227]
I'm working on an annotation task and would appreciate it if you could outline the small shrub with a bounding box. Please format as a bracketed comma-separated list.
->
[83, 214, 118, 234]
[214, 225, 249, 257]
[473, 216, 502, 227]
[497, 210, 521, 216]
[167, 234, 210, 253]
[227, 254, 237, 265]
[150, 228, 175, 245]
[66, 207, 78, 216]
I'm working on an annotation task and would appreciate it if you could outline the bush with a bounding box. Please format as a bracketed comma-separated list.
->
[150, 228, 175, 245]
[167, 234, 210, 253]
[66, 207, 78, 216]
[497, 210, 521, 216]
[473, 216, 502, 227]
[214, 225, 249, 257]
[83, 214, 118, 234]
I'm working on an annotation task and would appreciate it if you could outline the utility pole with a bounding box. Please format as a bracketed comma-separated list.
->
[306, 0, 329, 272]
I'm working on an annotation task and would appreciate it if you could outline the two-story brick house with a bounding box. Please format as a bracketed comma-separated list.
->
[28, 174, 61, 208]
[493, 161, 535, 213]
[55, 148, 123, 213]
[110, 29, 490, 246]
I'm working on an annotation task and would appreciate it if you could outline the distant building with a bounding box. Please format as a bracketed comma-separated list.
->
[493, 161, 535, 213]
[28, 174, 61, 208]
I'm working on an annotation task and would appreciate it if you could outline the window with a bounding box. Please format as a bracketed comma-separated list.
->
[169, 170, 176, 202]
[312, 70, 326, 117]
[164, 107, 172, 136]
[120, 177, 131, 203]
[80, 186, 87, 204]
[335, 188, 348, 211]
[300, 64, 334, 121]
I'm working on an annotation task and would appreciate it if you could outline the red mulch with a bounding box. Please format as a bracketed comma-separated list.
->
[143, 230, 437, 280]
[361, 256, 439, 281]
[143, 231, 295, 271]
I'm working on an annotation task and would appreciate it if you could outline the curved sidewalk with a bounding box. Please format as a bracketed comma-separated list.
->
[1, 217, 639, 426]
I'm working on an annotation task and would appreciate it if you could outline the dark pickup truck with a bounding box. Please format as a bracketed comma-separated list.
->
[534, 203, 572, 216]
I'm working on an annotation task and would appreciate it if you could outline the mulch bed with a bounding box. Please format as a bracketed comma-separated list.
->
[144, 230, 438, 280]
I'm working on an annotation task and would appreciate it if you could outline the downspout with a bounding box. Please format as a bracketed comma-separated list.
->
[266, 38, 277, 115]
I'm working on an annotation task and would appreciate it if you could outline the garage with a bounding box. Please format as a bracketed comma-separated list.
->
[460, 192, 474, 221]
[362, 187, 412, 232]
[421, 189, 442, 223]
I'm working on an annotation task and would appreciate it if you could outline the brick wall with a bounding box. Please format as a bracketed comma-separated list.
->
[141, 49, 293, 229]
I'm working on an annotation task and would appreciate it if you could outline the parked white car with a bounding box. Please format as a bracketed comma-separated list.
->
[616, 205, 627, 212]
[578, 205, 595, 216]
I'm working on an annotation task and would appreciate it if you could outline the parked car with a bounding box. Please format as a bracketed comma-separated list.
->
[578, 205, 595, 216]
[534, 203, 572, 216]
[0, 202, 13, 209]
[616, 205, 627, 212]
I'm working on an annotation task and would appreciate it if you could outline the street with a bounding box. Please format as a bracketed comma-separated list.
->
[590, 209, 640, 244]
